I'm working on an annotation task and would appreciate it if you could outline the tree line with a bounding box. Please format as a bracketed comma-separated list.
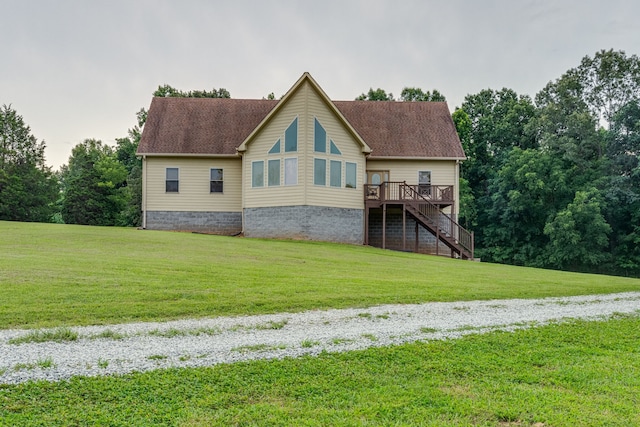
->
[1, 49, 638, 277]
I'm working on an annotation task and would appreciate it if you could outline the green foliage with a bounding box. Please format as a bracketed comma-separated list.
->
[356, 88, 394, 101]
[481, 148, 571, 265]
[0, 105, 58, 222]
[60, 139, 127, 226]
[579, 49, 640, 126]
[459, 50, 640, 276]
[1, 221, 639, 329]
[400, 87, 446, 102]
[357, 87, 447, 102]
[543, 188, 612, 270]
[2, 315, 640, 426]
[153, 84, 231, 98]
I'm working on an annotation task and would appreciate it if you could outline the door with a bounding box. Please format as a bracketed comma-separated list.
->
[366, 170, 389, 199]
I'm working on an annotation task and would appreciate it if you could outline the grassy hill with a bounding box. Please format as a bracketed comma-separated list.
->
[1, 220, 639, 329]
[2, 221, 640, 425]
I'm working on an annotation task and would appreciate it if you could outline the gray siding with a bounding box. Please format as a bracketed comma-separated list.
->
[244, 206, 364, 244]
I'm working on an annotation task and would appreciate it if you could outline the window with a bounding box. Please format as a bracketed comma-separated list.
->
[330, 160, 342, 187]
[269, 139, 281, 154]
[252, 161, 264, 187]
[330, 140, 342, 155]
[367, 170, 389, 185]
[314, 118, 326, 152]
[418, 170, 431, 196]
[285, 118, 298, 152]
[210, 168, 223, 193]
[166, 168, 179, 192]
[314, 158, 326, 185]
[284, 158, 297, 185]
[268, 159, 280, 186]
[346, 162, 357, 188]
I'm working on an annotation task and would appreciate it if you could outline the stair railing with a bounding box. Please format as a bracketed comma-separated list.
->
[400, 183, 474, 259]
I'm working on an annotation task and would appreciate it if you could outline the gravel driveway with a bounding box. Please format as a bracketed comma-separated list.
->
[2, 292, 639, 385]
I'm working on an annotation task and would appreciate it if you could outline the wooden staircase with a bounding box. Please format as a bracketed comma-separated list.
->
[365, 182, 474, 260]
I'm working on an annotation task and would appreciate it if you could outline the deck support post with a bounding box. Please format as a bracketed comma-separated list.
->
[414, 221, 419, 253]
[402, 204, 406, 251]
[382, 203, 387, 250]
[364, 205, 369, 245]
[436, 219, 440, 256]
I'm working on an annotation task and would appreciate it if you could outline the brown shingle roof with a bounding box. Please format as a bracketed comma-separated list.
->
[137, 97, 278, 156]
[138, 97, 465, 159]
[334, 101, 465, 158]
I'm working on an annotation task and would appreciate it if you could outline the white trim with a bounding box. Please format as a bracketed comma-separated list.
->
[367, 156, 466, 161]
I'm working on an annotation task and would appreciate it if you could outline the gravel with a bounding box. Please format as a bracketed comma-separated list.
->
[1, 292, 639, 385]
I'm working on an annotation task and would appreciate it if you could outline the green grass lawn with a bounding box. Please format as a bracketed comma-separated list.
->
[2, 221, 640, 426]
[1, 221, 639, 329]
[1, 315, 639, 426]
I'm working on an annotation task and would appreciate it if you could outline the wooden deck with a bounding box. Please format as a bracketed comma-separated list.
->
[364, 183, 454, 207]
[364, 182, 474, 260]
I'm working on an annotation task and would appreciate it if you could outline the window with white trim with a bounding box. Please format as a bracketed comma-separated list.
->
[166, 168, 179, 192]
[210, 168, 223, 193]
[252, 161, 264, 188]
[345, 162, 357, 189]
[330, 160, 342, 187]
[314, 158, 326, 186]
[268, 159, 280, 186]
[284, 158, 297, 186]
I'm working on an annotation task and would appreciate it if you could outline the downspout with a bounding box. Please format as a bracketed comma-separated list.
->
[239, 151, 245, 235]
[141, 155, 147, 229]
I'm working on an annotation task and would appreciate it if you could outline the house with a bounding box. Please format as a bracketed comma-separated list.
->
[137, 73, 473, 259]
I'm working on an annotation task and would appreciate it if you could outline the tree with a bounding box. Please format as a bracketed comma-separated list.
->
[601, 100, 640, 275]
[114, 115, 144, 227]
[153, 84, 230, 98]
[543, 188, 611, 271]
[61, 139, 127, 225]
[579, 49, 640, 127]
[0, 104, 58, 222]
[535, 68, 606, 179]
[454, 89, 537, 252]
[400, 87, 446, 102]
[356, 88, 394, 101]
[481, 148, 570, 266]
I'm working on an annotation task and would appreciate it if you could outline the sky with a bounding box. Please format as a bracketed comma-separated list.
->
[2, 0, 639, 170]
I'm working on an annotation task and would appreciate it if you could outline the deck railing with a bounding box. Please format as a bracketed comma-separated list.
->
[364, 182, 454, 204]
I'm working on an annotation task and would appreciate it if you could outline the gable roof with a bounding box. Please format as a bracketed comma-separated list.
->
[237, 72, 371, 154]
[138, 74, 465, 160]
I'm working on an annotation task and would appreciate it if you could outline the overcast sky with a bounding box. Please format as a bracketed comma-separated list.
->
[2, 0, 639, 169]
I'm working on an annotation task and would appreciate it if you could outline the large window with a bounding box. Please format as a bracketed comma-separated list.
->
[210, 168, 223, 193]
[314, 158, 326, 186]
[165, 168, 179, 192]
[285, 118, 298, 152]
[314, 118, 326, 153]
[346, 162, 357, 189]
[284, 158, 297, 186]
[330, 160, 342, 188]
[268, 159, 280, 187]
[252, 161, 264, 188]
